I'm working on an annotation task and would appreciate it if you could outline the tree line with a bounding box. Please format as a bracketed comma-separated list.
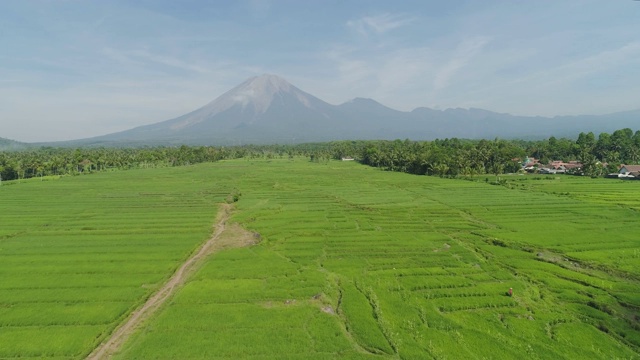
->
[0, 142, 331, 182]
[314, 128, 640, 178]
[1, 128, 638, 182]
[0, 146, 239, 181]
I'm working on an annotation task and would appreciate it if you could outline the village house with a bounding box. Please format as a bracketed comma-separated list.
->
[522, 157, 540, 172]
[529, 158, 582, 174]
[617, 164, 640, 178]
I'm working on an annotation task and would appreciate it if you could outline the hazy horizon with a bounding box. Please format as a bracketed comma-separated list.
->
[2, 1, 639, 142]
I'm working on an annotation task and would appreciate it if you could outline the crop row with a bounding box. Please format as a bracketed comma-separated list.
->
[0, 167, 233, 358]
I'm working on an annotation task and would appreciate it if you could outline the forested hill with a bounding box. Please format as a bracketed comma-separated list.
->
[333, 128, 640, 178]
[0, 137, 28, 151]
[1, 128, 638, 182]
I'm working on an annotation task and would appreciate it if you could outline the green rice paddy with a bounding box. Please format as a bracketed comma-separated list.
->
[1, 159, 638, 359]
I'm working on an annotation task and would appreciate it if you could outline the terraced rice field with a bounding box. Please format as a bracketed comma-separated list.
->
[1, 159, 639, 359]
[0, 167, 234, 358]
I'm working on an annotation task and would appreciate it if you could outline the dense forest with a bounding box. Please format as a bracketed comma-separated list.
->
[0, 145, 257, 181]
[325, 128, 640, 178]
[1, 129, 639, 182]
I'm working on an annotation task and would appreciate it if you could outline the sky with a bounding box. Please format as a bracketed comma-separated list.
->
[1, 0, 639, 142]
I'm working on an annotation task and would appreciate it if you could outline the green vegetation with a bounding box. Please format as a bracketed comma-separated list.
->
[116, 159, 638, 359]
[0, 137, 27, 152]
[0, 166, 234, 358]
[2, 128, 639, 183]
[348, 128, 640, 177]
[2, 158, 639, 359]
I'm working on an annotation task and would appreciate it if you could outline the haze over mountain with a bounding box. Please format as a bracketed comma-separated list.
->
[0, 137, 28, 151]
[50, 75, 639, 147]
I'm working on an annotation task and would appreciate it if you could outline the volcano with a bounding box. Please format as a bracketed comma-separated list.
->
[87, 74, 349, 145]
[68, 74, 640, 146]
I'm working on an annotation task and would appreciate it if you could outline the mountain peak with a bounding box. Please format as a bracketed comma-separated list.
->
[167, 74, 324, 131]
[339, 97, 398, 114]
[348, 97, 378, 104]
[245, 74, 291, 91]
[231, 74, 293, 108]
[69, 73, 640, 146]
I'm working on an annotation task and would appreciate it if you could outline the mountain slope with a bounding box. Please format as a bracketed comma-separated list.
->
[58, 74, 640, 146]
[87, 75, 341, 144]
[0, 137, 29, 151]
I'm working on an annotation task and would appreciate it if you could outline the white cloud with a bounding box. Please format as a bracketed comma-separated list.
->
[323, 46, 370, 83]
[130, 49, 213, 74]
[3, 1, 640, 141]
[102, 47, 214, 74]
[101, 47, 143, 66]
[247, 0, 271, 18]
[347, 13, 415, 36]
[377, 48, 434, 93]
[539, 42, 640, 86]
[433, 37, 491, 91]
[317, 35, 493, 111]
[450, 41, 640, 116]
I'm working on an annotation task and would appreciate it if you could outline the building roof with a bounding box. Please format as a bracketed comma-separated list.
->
[563, 163, 581, 169]
[620, 164, 640, 173]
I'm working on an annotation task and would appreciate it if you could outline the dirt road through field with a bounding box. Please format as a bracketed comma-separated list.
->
[86, 203, 232, 360]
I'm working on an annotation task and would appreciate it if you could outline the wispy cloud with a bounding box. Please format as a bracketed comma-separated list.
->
[324, 46, 373, 89]
[101, 47, 213, 74]
[101, 47, 142, 66]
[3, 1, 640, 141]
[459, 41, 640, 113]
[131, 49, 213, 74]
[319, 35, 491, 110]
[347, 13, 415, 36]
[316, 43, 434, 110]
[433, 36, 491, 91]
[247, 0, 271, 18]
[538, 42, 640, 86]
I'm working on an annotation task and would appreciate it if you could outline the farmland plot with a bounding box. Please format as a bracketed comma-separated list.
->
[0, 166, 233, 358]
[114, 159, 639, 359]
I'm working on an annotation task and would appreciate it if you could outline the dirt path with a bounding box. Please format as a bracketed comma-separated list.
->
[86, 204, 232, 360]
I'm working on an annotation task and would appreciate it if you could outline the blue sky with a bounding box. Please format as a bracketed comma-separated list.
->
[2, 0, 639, 142]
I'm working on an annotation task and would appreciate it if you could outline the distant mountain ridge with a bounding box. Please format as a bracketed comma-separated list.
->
[0, 137, 28, 151]
[41, 74, 640, 146]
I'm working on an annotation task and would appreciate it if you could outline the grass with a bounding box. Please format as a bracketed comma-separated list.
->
[2, 159, 639, 359]
[0, 166, 233, 358]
